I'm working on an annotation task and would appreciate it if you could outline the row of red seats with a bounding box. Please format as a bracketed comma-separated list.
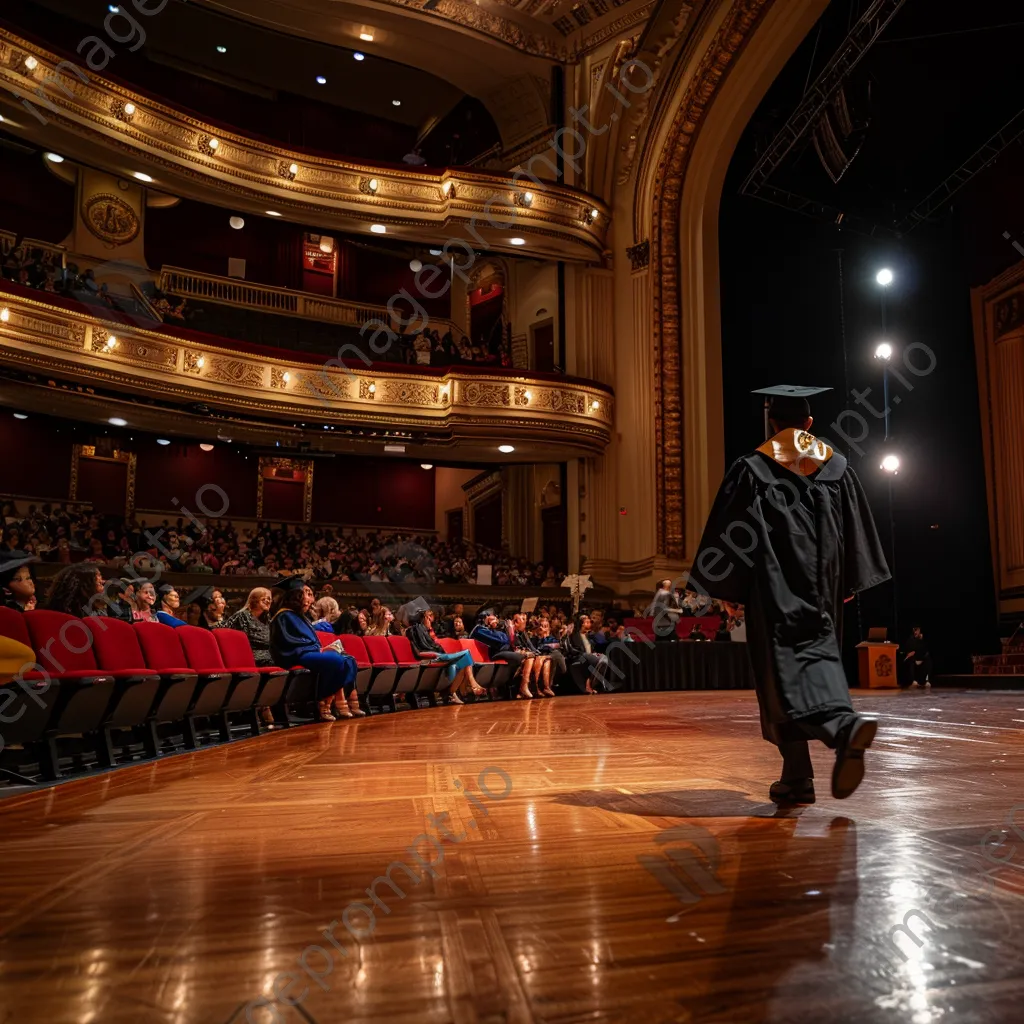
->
[0, 609, 513, 785]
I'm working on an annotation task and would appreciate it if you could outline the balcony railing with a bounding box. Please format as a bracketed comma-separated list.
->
[159, 266, 460, 337]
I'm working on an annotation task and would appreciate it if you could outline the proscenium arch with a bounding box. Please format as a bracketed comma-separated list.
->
[643, 0, 831, 560]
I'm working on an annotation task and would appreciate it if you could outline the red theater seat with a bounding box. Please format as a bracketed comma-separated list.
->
[336, 635, 372, 696]
[82, 617, 195, 756]
[177, 626, 260, 739]
[135, 622, 230, 746]
[212, 629, 289, 713]
[22, 611, 118, 764]
[363, 634, 420, 697]
[459, 638, 508, 687]
[388, 634, 442, 696]
[0, 607, 60, 776]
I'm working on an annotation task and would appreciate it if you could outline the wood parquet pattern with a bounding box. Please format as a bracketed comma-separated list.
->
[1, 690, 1023, 1024]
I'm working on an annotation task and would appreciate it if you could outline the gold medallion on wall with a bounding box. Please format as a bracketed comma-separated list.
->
[81, 193, 140, 246]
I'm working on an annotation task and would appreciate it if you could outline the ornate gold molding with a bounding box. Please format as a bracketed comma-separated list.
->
[0, 289, 614, 454]
[0, 29, 608, 262]
[649, 0, 772, 558]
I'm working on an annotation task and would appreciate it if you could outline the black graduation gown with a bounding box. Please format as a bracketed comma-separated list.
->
[687, 445, 890, 745]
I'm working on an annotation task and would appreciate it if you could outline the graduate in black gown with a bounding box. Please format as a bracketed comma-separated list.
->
[686, 386, 891, 805]
[269, 577, 363, 721]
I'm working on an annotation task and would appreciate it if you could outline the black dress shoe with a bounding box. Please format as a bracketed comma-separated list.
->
[769, 778, 816, 805]
[831, 717, 878, 799]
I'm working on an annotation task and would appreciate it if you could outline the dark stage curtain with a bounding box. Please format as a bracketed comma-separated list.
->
[606, 641, 755, 692]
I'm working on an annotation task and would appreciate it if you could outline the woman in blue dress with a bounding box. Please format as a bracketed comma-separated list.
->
[269, 577, 364, 721]
[406, 608, 487, 703]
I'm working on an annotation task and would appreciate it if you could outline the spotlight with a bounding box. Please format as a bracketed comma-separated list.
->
[881, 454, 900, 474]
[0, 308, 9, 322]
[420, 463, 434, 470]
[498, 444, 515, 453]
[409, 258, 423, 273]
[45, 152, 64, 163]
[354, 52, 365, 61]
[874, 342, 893, 361]
[229, 216, 245, 230]
[370, 224, 386, 234]
[156, 438, 171, 445]
[24, 56, 38, 71]
[13, 413, 28, 420]
[876, 268, 894, 286]
[510, 237, 526, 246]
[316, 75, 327, 85]
[134, 171, 153, 182]
[392, 99, 401, 107]
[108, 5, 120, 12]
[105, 334, 118, 349]
[108, 417, 128, 427]
[216, 45, 227, 53]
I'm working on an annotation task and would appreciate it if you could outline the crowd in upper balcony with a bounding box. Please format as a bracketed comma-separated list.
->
[0, 502, 564, 587]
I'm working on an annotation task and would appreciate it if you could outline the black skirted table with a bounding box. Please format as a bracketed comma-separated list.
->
[605, 640, 755, 692]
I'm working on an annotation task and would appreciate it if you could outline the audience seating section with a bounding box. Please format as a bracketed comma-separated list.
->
[0, 616, 528, 787]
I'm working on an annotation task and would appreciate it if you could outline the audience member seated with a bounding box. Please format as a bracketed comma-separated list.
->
[269, 578, 362, 721]
[566, 614, 605, 694]
[0, 556, 37, 611]
[132, 581, 159, 622]
[45, 564, 105, 616]
[334, 608, 367, 636]
[104, 578, 137, 622]
[156, 584, 184, 627]
[532, 615, 568, 687]
[198, 589, 227, 629]
[511, 612, 554, 698]
[213, 587, 274, 666]
[469, 610, 534, 699]
[311, 597, 341, 632]
[365, 605, 396, 636]
[406, 609, 486, 704]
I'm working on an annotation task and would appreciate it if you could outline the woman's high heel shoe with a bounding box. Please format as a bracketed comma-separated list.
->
[347, 693, 366, 718]
[319, 700, 338, 722]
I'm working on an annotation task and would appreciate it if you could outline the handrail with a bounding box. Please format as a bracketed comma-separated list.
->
[129, 283, 162, 323]
[159, 266, 461, 337]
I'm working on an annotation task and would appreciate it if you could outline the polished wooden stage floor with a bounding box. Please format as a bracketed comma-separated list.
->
[1, 690, 1023, 1024]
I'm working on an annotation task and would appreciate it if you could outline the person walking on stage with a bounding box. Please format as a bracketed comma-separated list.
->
[686, 385, 891, 805]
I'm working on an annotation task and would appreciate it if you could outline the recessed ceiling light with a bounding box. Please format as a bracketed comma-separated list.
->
[360, 32, 374, 41]
[429, 248, 442, 256]
[229, 216, 245, 230]
[510, 237, 526, 246]
[316, 75, 327, 85]
[108, 417, 128, 427]
[392, 99, 401, 106]
[45, 152, 64, 163]
[353, 52, 365, 61]
[108, 5, 120, 13]
[156, 438, 171, 445]
[266, 210, 282, 217]
[498, 445, 515, 454]
[199, 443, 215, 452]
[134, 171, 153, 182]
[370, 224, 386, 233]
[216, 45, 227, 54]
[13, 413, 28, 420]
[420, 463, 434, 470]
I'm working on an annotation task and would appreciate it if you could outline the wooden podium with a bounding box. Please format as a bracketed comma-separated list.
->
[856, 642, 900, 688]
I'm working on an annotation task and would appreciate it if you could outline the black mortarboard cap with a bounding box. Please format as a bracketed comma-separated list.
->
[272, 575, 308, 592]
[753, 385, 832, 440]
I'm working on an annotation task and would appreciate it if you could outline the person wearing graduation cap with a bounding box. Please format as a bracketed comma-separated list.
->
[686, 385, 891, 805]
[269, 576, 363, 721]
